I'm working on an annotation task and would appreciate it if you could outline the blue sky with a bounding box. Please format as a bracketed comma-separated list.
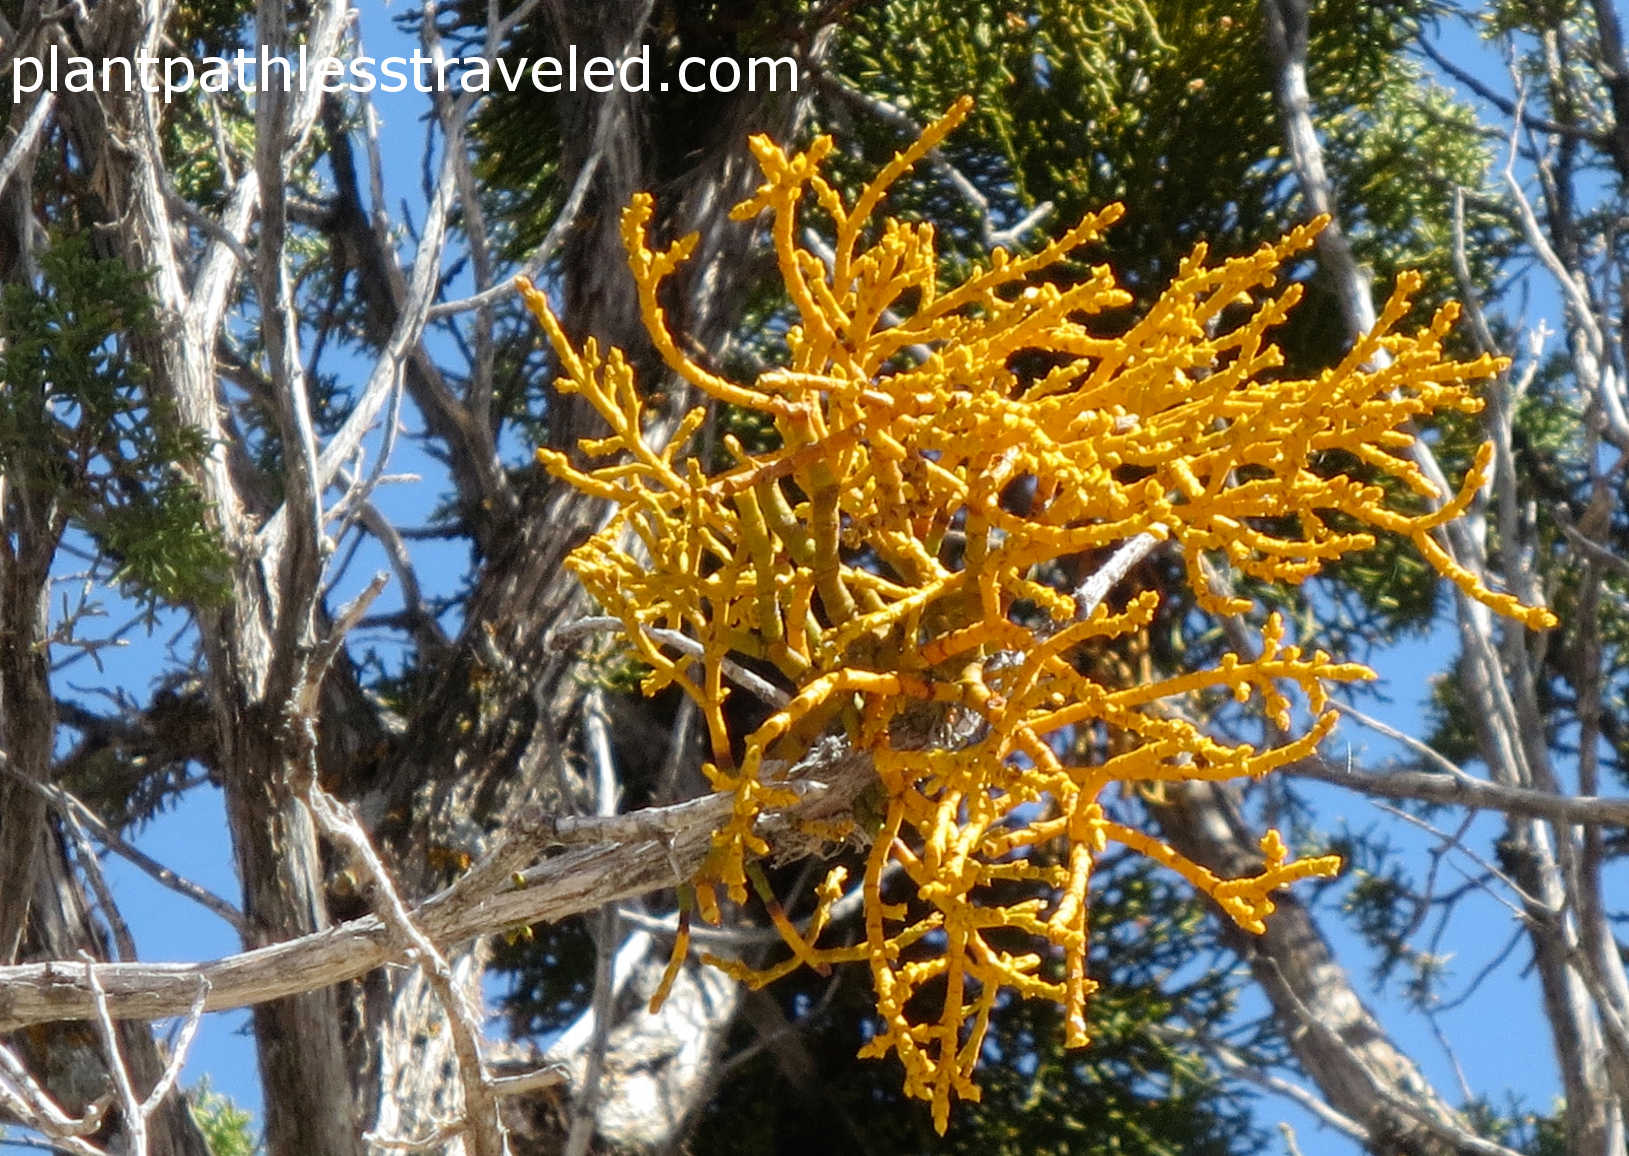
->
[7, 4, 1599, 1154]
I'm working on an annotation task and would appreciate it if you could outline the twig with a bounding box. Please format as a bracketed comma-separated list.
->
[716, 970, 844, 1077]
[0, 1137, 107, 1155]
[1285, 748, 1629, 829]
[613, 906, 781, 946]
[544, 932, 656, 1066]
[81, 953, 146, 1156]
[565, 691, 621, 1156]
[1448, 187, 1501, 357]
[1331, 701, 1477, 781]
[549, 616, 791, 708]
[355, 500, 450, 648]
[1426, 1005, 1475, 1105]
[1369, 802, 1546, 919]
[817, 74, 1054, 250]
[527, 781, 826, 848]
[1502, 84, 1629, 447]
[305, 782, 509, 1156]
[1416, 33, 1593, 140]
[490, 1066, 568, 1096]
[0, 1039, 110, 1155]
[60, 806, 137, 962]
[424, 0, 636, 321]
[365, 1119, 466, 1152]
[1203, 1038, 1370, 1143]
[1434, 925, 1525, 1014]
[1071, 529, 1165, 621]
[0, 755, 247, 935]
[1554, 507, 1629, 579]
[140, 976, 209, 1120]
[303, 571, 389, 700]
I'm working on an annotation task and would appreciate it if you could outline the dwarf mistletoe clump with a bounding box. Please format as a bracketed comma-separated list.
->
[521, 98, 1552, 1130]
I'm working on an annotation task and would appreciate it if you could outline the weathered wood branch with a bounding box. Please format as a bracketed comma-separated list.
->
[1284, 754, 1629, 827]
[0, 754, 868, 1035]
[1157, 781, 1501, 1156]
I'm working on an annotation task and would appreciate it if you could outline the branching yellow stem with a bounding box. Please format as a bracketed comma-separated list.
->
[521, 97, 1554, 1133]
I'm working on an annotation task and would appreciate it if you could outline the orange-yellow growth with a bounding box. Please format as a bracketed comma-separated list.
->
[521, 98, 1553, 1132]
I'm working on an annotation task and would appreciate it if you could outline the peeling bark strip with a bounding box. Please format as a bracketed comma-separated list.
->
[0, 757, 868, 1034]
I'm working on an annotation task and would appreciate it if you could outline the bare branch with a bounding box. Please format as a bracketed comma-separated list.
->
[1416, 32, 1597, 141]
[81, 953, 144, 1156]
[1071, 528, 1166, 622]
[1331, 700, 1475, 782]
[1503, 90, 1629, 449]
[139, 977, 209, 1121]
[550, 616, 792, 709]
[302, 570, 389, 702]
[305, 782, 509, 1156]
[1555, 506, 1629, 578]
[0, 757, 247, 935]
[1286, 751, 1629, 829]
[0, 755, 867, 1034]
[564, 690, 620, 1156]
[490, 1066, 568, 1097]
[817, 73, 1054, 250]
[59, 805, 136, 963]
[0, 1038, 110, 1156]
[1369, 802, 1548, 919]
[1201, 1040, 1371, 1144]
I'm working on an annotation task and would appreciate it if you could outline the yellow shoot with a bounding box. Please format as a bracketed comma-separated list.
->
[521, 97, 1554, 1132]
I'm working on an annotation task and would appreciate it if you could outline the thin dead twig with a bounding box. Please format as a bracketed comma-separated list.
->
[550, 616, 791, 708]
[0, 755, 246, 935]
[564, 690, 621, 1156]
[306, 782, 510, 1156]
[0, 1038, 111, 1156]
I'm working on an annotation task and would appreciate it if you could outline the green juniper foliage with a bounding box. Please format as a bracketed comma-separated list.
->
[0, 235, 230, 607]
[458, 0, 1525, 1145]
[189, 1079, 261, 1156]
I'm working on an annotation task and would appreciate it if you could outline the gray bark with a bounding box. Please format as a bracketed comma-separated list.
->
[307, 7, 831, 1150]
[1185, 3, 1629, 1151]
[1158, 782, 1488, 1156]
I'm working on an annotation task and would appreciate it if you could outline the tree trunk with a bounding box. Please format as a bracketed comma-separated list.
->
[342, 8, 831, 1151]
[1157, 781, 1479, 1155]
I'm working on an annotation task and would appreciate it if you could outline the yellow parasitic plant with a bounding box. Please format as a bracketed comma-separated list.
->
[520, 98, 1553, 1131]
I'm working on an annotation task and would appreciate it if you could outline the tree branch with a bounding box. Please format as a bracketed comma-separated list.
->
[0, 751, 870, 1034]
